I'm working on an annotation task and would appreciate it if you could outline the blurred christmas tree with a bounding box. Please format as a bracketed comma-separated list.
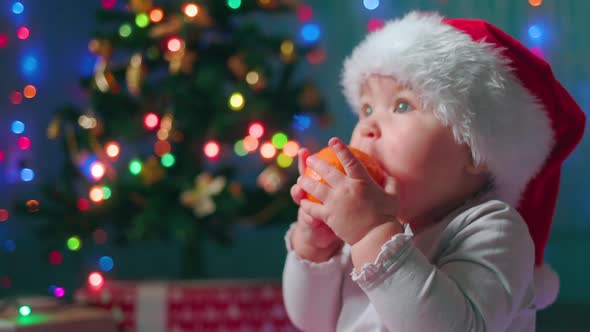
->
[20, 0, 327, 278]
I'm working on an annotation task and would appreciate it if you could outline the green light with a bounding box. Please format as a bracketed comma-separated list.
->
[135, 13, 149, 28]
[129, 159, 142, 175]
[227, 0, 241, 9]
[19, 305, 31, 317]
[67, 236, 81, 251]
[161, 153, 175, 167]
[119, 24, 132, 38]
[234, 140, 248, 157]
[277, 153, 293, 168]
[102, 186, 112, 199]
[272, 132, 288, 149]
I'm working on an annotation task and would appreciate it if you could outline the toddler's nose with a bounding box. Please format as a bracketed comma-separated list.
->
[359, 121, 381, 139]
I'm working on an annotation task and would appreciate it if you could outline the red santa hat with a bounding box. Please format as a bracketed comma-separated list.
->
[341, 12, 585, 307]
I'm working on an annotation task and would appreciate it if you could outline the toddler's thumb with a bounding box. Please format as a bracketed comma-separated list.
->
[383, 176, 398, 195]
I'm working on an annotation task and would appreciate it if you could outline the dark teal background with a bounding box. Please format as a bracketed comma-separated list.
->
[1, 1, 588, 330]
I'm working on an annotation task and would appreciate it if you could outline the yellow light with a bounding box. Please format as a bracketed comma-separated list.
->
[157, 128, 169, 140]
[149, 8, 164, 23]
[243, 135, 259, 152]
[78, 115, 97, 129]
[260, 142, 277, 159]
[89, 186, 104, 202]
[277, 153, 293, 168]
[105, 142, 120, 158]
[282, 140, 300, 157]
[229, 92, 245, 111]
[245, 71, 260, 85]
[183, 3, 199, 17]
[280, 40, 294, 56]
[90, 162, 105, 180]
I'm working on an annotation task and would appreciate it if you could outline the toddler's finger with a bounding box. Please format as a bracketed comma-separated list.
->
[297, 148, 310, 175]
[290, 184, 306, 205]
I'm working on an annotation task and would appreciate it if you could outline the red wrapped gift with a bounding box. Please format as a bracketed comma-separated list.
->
[75, 280, 298, 332]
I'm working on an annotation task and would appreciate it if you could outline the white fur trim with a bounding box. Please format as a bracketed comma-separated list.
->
[341, 12, 554, 207]
[534, 263, 560, 309]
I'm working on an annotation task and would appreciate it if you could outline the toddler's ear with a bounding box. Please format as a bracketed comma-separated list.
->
[465, 158, 488, 175]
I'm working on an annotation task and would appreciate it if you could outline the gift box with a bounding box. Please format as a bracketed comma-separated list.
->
[0, 302, 117, 332]
[75, 279, 298, 332]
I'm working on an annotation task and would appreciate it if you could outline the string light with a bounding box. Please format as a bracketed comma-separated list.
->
[0, 34, 7, 48]
[10, 91, 23, 104]
[17, 27, 30, 40]
[23, 84, 36, 98]
[297, 4, 313, 22]
[18, 137, 31, 150]
[88, 272, 105, 290]
[102, 186, 112, 199]
[90, 161, 105, 181]
[183, 3, 199, 17]
[271, 132, 288, 149]
[129, 159, 142, 175]
[367, 18, 384, 32]
[245, 71, 260, 85]
[306, 48, 326, 64]
[67, 236, 82, 251]
[93, 229, 108, 244]
[18, 305, 31, 317]
[293, 114, 311, 130]
[21, 55, 38, 76]
[301, 23, 320, 43]
[260, 142, 277, 159]
[54, 287, 66, 298]
[161, 153, 175, 167]
[234, 140, 248, 156]
[77, 198, 90, 211]
[101, 0, 117, 9]
[0, 150, 4, 162]
[11, 121, 25, 134]
[12, 2, 24, 14]
[282, 140, 300, 157]
[363, 0, 380, 10]
[119, 24, 132, 38]
[135, 13, 150, 28]
[167, 37, 183, 52]
[4, 240, 16, 252]
[99, 256, 114, 272]
[227, 0, 241, 9]
[143, 112, 159, 130]
[529, 0, 542, 6]
[243, 135, 259, 152]
[154, 140, 171, 156]
[89, 186, 104, 202]
[528, 24, 543, 39]
[277, 153, 293, 168]
[149, 8, 164, 23]
[229, 92, 245, 111]
[204, 140, 221, 159]
[105, 142, 120, 158]
[49, 251, 63, 265]
[20, 168, 35, 182]
[280, 40, 295, 57]
[26, 199, 39, 213]
[0, 209, 8, 222]
[248, 122, 265, 138]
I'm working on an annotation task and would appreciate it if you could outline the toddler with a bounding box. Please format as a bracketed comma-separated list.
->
[282, 12, 585, 332]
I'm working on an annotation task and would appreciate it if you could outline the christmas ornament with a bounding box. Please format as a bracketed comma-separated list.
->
[180, 173, 227, 218]
[304, 146, 385, 203]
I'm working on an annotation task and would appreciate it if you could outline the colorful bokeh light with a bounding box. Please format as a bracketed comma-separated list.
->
[67, 236, 81, 251]
[248, 122, 265, 138]
[204, 141, 220, 159]
[260, 142, 277, 159]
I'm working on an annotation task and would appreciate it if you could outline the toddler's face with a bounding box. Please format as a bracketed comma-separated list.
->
[349, 74, 483, 229]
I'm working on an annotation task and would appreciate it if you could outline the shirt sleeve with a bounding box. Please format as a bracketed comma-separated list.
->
[282, 223, 349, 332]
[351, 201, 536, 332]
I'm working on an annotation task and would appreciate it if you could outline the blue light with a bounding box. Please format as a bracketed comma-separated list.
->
[48, 285, 57, 294]
[22, 55, 38, 75]
[99, 256, 114, 272]
[301, 23, 320, 43]
[528, 25, 543, 40]
[363, 0, 380, 10]
[12, 2, 24, 14]
[11, 121, 25, 134]
[20, 168, 35, 182]
[4, 240, 16, 252]
[293, 114, 311, 131]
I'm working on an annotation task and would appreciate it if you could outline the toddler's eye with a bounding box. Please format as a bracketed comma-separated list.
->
[395, 101, 414, 113]
[361, 105, 373, 117]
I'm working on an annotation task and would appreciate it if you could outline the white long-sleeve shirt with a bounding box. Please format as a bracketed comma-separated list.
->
[282, 199, 538, 332]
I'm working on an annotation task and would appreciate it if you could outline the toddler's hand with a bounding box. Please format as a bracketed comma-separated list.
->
[290, 148, 343, 261]
[297, 137, 400, 245]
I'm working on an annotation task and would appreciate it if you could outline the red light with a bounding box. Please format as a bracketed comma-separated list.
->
[17, 137, 31, 150]
[49, 251, 63, 265]
[1, 276, 11, 289]
[101, 0, 117, 9]
[0, 150, 4, 162]
[248, 122, 265, 138]
[77, 198, 90, 211]
[0, 209, 8, 222]
[88, 272, 105, 289]
[367, 18, 385, 32]
[0, 33, 7, 48]
[204, 141, 220, 159]
[154, 140, 171, 156]
[167, 37, 183, 52]
[306, 48, 326, 65]
[93, 229, 108, 245]
[10, 91, 23, 104]
[17, 27, 30, 40]
[297, 5, 313, 22]
[143, 113, 159, 130]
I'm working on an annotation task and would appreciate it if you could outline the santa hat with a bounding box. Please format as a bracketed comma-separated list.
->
[341, 12, 585, 307]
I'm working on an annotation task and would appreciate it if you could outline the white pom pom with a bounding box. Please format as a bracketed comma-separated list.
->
[534, 263, 560, 310]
